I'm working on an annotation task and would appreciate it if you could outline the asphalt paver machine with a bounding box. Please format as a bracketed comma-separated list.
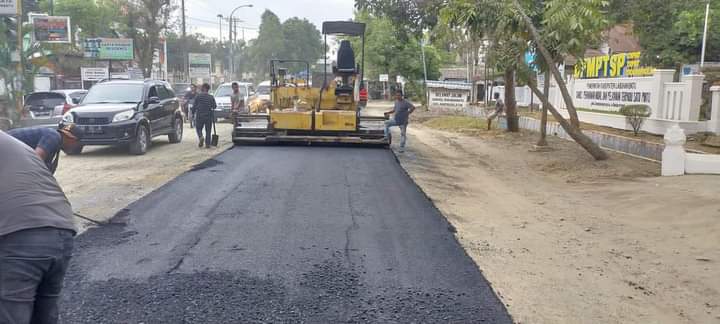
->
[232, 21, 388, 145]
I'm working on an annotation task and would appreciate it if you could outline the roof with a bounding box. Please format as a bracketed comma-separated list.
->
[322, 21, 365, 36]
[567, 23, 643, 64]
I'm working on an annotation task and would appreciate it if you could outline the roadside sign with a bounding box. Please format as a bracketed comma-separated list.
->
[84, 38, 134, 60]
[379, 74, 389, 82]
[32, 16, 72, 43]
[0, 0, 17, 16]
[189, 53, 212, 78]
[81, 67, 109, 82]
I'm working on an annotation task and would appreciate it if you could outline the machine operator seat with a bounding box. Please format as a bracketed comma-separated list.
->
[336, 40, 356, 74]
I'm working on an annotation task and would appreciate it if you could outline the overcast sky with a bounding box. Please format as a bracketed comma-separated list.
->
[182, 0, 356, 41]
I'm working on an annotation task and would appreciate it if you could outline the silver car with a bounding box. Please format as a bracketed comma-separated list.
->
[20, 89, 87, 128]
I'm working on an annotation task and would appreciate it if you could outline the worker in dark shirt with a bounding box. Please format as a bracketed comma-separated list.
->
[191, 83, 217, 148]
[7, 123, 83, 174]
[0, 130, 76, 324]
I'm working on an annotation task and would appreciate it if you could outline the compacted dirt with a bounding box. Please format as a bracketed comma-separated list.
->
[392, 115, 720, 324]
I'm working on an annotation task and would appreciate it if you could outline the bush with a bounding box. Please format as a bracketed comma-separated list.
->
[619, 104, 651, 136]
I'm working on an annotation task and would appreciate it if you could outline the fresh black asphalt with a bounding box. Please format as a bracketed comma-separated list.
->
[59, 146, 512, 323]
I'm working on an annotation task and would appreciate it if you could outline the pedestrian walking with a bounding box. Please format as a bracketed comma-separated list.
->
[487, 92, 504, 130]
[384, 89, 416, 152]
[7, 123, 83, 174]
[191, 83, 217, 148]
[0, 130, 76, 324]
[184, 84, 198, 127]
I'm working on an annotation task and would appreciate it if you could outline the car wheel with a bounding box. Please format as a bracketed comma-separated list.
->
[129, 125, 149, 155]
[64, 145, 84, 155]
[169, 117, 183, 143]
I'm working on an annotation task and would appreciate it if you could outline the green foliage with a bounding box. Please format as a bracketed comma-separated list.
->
[355, 0, 444, 36]
[40, 0, 120, 38]
[122, 0, 175, 78]
[623, 0, 720, 68]
[353, 10, 445, 87]
[250, 10, 286, 77]
[619, 104, 651, 135]
[281, 18, 323, 73]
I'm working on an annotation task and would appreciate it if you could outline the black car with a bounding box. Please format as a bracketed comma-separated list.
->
[61, 79, 184, 155]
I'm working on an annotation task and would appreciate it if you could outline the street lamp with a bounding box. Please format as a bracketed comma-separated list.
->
[701, 1, 711, 68]
[217, 14, 223, 42]
[229, 4, 253, 79]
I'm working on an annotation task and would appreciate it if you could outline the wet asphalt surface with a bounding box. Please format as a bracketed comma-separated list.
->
[59, 146, 512, 323]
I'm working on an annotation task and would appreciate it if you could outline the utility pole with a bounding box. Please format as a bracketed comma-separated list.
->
[181, 0, 187, 81]
[15, 1, 24, 116]
[701, 1, 710, 68]
[217, 14, 223, 42]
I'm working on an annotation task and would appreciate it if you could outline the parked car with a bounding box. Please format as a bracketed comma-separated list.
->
[61, 79, 183, 155]
[255, 81, 271, 101]
[20, 89, 87, 128]
[213, 81, 253, 119]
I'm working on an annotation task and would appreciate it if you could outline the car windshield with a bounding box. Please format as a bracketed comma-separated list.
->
[172, 84, 190, 94]
[215, 85, 247, 97]
[25, 93, 66, 110]
[256, 86, 270, 95]
[82, 83, 144, 104]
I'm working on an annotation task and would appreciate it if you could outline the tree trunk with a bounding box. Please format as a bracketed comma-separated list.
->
[511, 0, 580, 128]
[537, 69, 550, 147]
[526, 76, 608, 160]
[504, 68, 519, 132]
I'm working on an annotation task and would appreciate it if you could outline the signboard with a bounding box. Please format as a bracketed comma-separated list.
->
[188, 53, 212, 78]
[81, 67, 109, 82]
[426, 81, 472, 110]
[84, 38, 134, 60]
[32, 16, 71, 43]
[574, 51, 655, 79]
[573, 78, 654, 112]
[0, 0, 17, 16]
[379, 74, 389, 82]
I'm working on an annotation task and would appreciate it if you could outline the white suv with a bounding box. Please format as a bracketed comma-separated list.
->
[213, 82, 253, 119]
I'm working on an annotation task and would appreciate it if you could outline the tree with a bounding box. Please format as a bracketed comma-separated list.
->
[281, 18, 323, 73]
[41, 0, 120, 38]
[122, 0, 174, 78]
[511, 0, 609, 160]
[621, 0, 720, 69]
[250, 10, 285, 78]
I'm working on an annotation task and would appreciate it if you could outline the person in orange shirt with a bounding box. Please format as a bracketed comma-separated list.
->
[358, 83, 368, 113]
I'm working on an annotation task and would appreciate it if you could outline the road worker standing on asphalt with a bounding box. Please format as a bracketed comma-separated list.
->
[0, 130, 76, 324]
[192, 83, 217, 148]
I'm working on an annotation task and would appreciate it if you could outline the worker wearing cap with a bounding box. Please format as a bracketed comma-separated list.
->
[0, 130, 76, 324]
[6, 124, 83, 174]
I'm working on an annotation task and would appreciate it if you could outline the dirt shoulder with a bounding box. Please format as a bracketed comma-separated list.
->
[392, 115, 719, 323]
[55, 123, 234, 233]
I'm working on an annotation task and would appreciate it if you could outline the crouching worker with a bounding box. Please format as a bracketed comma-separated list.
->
[0, 130, 76, 324]
[384, 89, 415, 152]
[487, 92, 504, 130]
[7, 123, 83, 174]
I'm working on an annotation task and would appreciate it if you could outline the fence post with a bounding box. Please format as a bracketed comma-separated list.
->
[651, 70, 675, 119]
[680, 74, 705, 121]
[661, 124, 687, 176]
[709, 85, 720, 134]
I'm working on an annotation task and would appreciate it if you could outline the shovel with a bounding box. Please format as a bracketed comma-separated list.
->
[211, 118, 219, 147]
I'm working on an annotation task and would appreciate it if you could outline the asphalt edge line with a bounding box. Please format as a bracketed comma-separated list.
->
[388, 145, 515, 322]
[74, 144, 235, 235]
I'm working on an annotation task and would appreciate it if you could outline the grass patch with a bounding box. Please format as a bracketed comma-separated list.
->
[423, 116, 487, 131]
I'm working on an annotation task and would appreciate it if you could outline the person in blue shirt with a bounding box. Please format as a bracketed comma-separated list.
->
[7, 123, 83, 174]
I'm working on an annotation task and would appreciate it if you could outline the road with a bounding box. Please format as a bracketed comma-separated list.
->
[59, 145, 512, 323]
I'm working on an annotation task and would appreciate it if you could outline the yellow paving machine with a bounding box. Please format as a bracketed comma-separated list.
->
[232, 21, 388, 145]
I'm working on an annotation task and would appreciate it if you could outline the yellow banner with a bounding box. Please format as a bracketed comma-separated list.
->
[574, 52, 654, 79]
